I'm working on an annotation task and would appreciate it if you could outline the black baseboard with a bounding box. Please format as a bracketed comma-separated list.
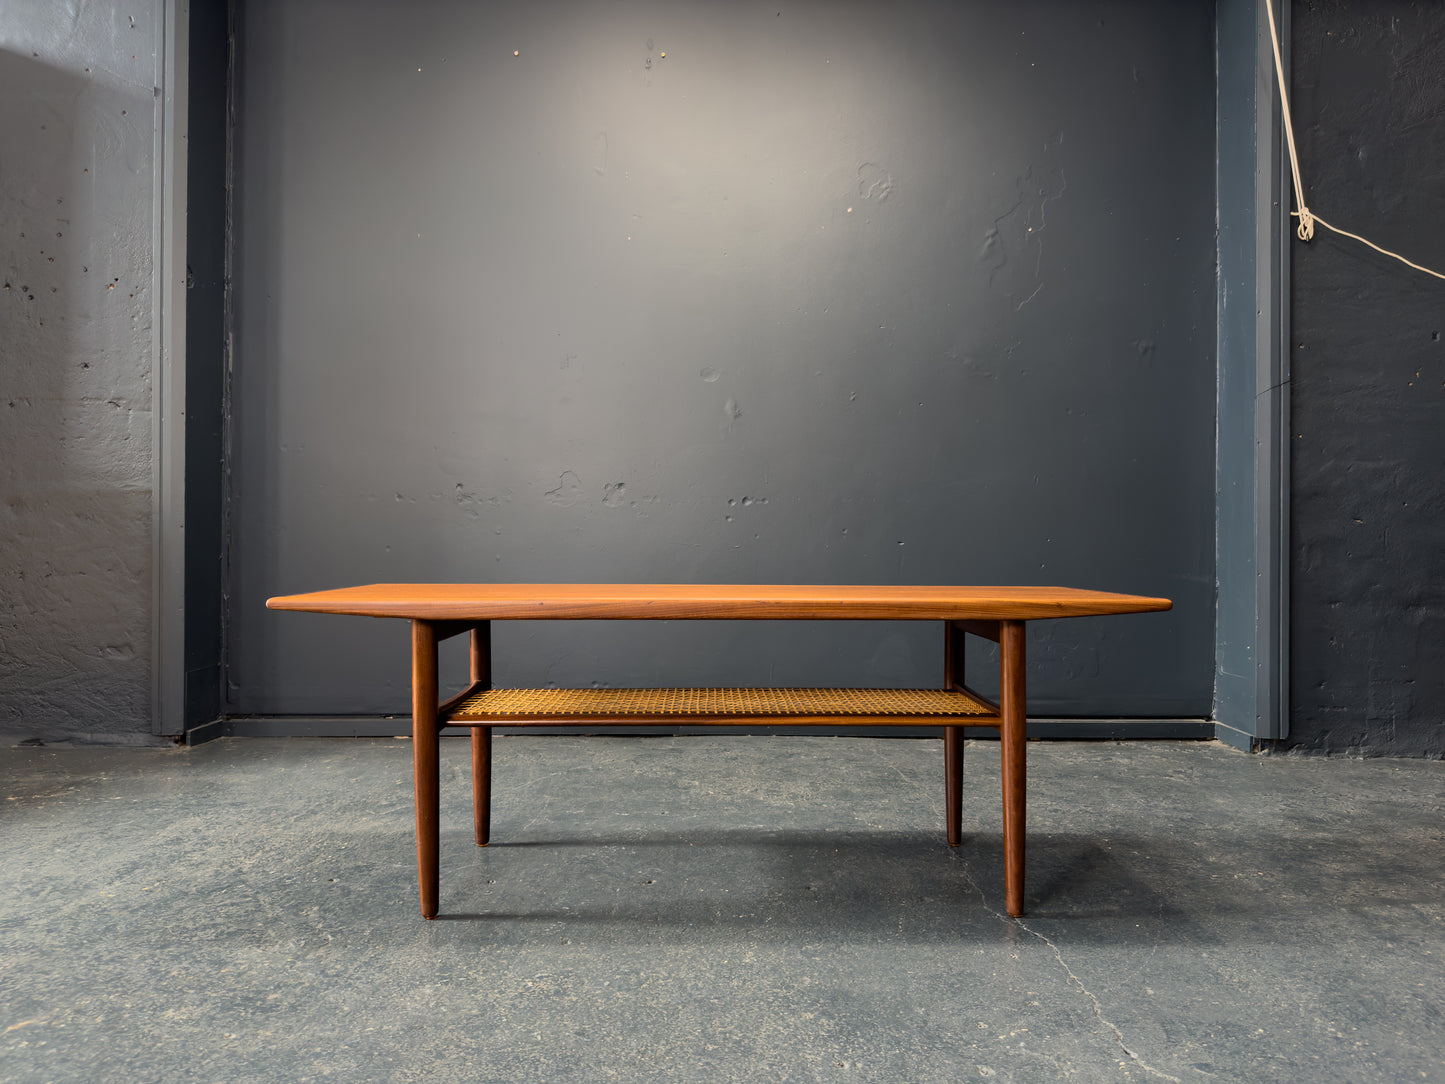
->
[183, 717, 227, 746]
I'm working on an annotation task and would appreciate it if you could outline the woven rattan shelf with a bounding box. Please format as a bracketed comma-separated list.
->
[448, 686, 998, 722]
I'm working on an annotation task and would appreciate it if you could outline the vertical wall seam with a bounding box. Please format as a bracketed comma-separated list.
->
[149, 0, 169, 735]
[1259, 0, 1291, 740]
[1274, 0, 1292, 741]
[219, 0, 239, 718]
[153, 0, 189, 736]
[1211, 0, 1223, 725]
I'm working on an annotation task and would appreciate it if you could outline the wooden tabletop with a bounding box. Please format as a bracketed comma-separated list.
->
[266, 584, 1172, 622]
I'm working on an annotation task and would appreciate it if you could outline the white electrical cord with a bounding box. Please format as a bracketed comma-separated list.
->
[1263, 0, 1445, 282]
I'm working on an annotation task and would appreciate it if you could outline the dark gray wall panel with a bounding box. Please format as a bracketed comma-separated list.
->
[1288, 0, 1445, 757]
[184, 0, 230, 732]
[229, 0, 1216, 717]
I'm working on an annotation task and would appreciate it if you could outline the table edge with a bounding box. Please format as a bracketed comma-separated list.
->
[265, 584, 1174, 621]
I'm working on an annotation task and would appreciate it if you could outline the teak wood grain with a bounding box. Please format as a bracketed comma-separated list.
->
[266, 583, 1172, 921]
[266, 583, 1172, 622]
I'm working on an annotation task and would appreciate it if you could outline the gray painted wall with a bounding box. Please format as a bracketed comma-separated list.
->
[1213, 0, 1289, 746]
[1288, 0, 1445, 757]
[229, 0, 1217, 720]
[1, 2, 164, 745]
[8, 1, 1437, 756]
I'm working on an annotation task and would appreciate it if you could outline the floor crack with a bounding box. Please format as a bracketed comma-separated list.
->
[958, 861, 1182, 1083]
[1014, 282, 1045, 310]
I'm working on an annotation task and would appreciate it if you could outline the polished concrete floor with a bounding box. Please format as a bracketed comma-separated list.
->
[1, 735, 1441, 1083]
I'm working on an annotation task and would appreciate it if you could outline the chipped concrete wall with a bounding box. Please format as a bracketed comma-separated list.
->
[229, 0, 1219, 719]
[1288, 1, 1445, 756]
[1, 2, 163, 744]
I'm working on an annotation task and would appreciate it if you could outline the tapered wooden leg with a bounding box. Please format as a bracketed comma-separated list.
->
[999, 619, 1027, 917]
[942, 621, 967, 845]
[472, 727, 492, 846]
[412, 620, 441, 919]
[944, 725, 965, 845]
[469, 623, 492, 847]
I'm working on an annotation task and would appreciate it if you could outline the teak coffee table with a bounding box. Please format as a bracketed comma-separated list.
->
[266, 584, 1172, 919]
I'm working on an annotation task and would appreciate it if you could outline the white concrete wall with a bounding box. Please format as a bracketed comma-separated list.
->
[1, 1, 164, 744]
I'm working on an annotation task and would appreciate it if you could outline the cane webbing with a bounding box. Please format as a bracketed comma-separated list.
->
[450, 686, 995, 720]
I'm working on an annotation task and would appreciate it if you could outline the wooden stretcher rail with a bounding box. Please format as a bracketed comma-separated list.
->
[266, 584, 1172, 921]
